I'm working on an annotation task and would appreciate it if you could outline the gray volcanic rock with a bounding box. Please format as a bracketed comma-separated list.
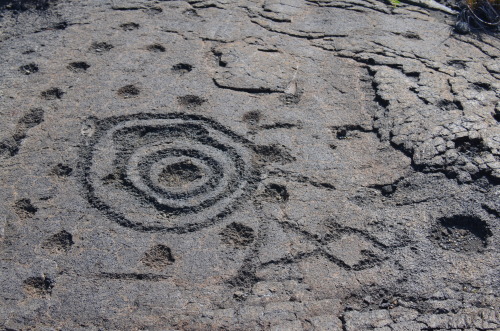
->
[0, 0, 498, 330]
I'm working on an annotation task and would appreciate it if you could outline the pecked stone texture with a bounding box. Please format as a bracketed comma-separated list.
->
[0, 0, 498, 330]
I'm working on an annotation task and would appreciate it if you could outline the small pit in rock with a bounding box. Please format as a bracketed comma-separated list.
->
[141, 245, 175, 269]
[243, 110, 261, 126]
[23, 276, 54, 296]
[263, 183, 289, 202]
[448, 60, 467, 70]
[472, 82, 492, 92]
[333, 125, 366, 140]
[90, 42, 114, 53]
[53, 21, 68, 30]
[41, 87, 64, 100]
[117, 85, 140, 98]
[431, 215, 492, 252]
[229, 265, 258, 289]
[454, 136, 487, 158]
[147, 43, 166, 52]
[50, 163, 73, 177]
[437, 99, 463, 111]
[120, 22, 139, 31]
[102, 171, 125, 184]
[253, 144, 295, 164]
[67, 61, 90, 73]
[42, 230, 74, 253]
[280, 93, 301, 105]
[493, 111, 500, 122]
[177, 95, 206, 107]
[405, 72, 420, 82]
[336, 129, 348, 139]
[370, 184, 397, 197]
[0, 138, 19, 157]
[402, 31, 422, 40]
[220, 222, 255, 248]
[183, 8, 199, 17]
[171, 63, 193, 74]
[19, 63, 38, 75]
[19, 108, 44, 128]
[14, 198, 38, 218]
[158, 160, 203, 187]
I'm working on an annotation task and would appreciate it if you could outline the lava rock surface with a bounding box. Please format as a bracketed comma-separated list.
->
[0, 0, 498, 330]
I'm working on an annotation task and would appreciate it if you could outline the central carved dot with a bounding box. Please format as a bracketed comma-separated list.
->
[157, 160, 203, 187]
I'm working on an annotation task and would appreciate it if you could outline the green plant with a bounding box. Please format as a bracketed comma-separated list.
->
[387, 0, 402, 6]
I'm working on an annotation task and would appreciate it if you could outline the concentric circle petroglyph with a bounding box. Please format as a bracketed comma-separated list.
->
[80, 113, 260, 233]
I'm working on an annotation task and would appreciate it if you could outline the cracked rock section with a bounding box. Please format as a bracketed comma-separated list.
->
[213, 42, 297, 93]
[0, 0, 498, 330]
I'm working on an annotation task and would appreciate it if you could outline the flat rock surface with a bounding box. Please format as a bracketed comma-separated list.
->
[0, 0, 499, 330]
